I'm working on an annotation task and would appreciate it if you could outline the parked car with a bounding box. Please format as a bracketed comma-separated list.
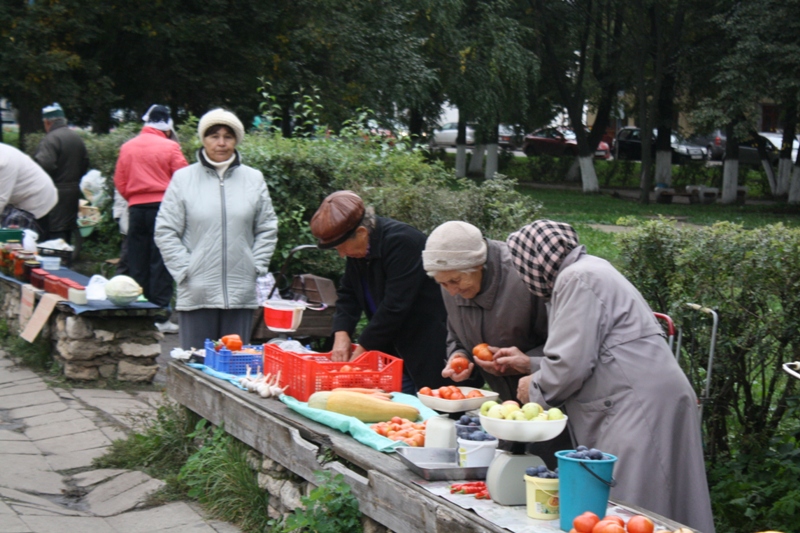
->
[430, 122, 475, 148]
[690, 129, 726, 160]
[613, 127, 706, 164]
[759, 131, 798, 163]
[691, 129, 781, 166]
[498, 124, 523, 151]
[729, 133, 779, 166]
[522, 127, 611, 159]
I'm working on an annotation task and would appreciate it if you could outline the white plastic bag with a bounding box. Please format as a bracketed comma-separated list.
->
[86, 274, 109, 301]
[80, 169, 108, 207]
[255, 273, 281, 306]
[22, 229, 38, 252]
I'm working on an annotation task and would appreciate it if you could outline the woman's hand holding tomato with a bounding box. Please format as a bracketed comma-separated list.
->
[441, 353, 473, 381]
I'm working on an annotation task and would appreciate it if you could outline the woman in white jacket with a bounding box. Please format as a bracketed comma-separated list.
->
[155, 109, 278, 350]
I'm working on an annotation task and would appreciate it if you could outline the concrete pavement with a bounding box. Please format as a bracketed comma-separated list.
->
[0, 348, 240, 533]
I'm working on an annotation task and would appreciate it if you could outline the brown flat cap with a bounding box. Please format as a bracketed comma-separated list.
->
[310, 191, 365, 249]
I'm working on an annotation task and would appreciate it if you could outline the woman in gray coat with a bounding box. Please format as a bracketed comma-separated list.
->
[155, 109, 278, 350]
[496, 220, 715, 533]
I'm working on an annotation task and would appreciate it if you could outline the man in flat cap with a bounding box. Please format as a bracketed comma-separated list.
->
[310, 190, 452, 393]
[34, 103, 89, 243]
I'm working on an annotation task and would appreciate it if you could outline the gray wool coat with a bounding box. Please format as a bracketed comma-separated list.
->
[442, 239, 549, 402]
[154, 152, 278, 311]
[528, 246, 715, 533]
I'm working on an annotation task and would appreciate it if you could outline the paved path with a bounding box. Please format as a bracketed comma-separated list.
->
[0, 348, 240, 533]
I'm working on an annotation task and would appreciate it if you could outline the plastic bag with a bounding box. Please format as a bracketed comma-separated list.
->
[255, 273, 282, 306]
[22, 229, 38, 252]
[86, 274, 109, 301]
[80, 169, 108, 207]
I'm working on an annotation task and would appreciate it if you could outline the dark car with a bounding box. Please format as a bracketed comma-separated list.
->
[498, 124, 523, 151]
[691, 129, 780, 166]
[613, 127, 706, 164]
[522, 127, 611, 159]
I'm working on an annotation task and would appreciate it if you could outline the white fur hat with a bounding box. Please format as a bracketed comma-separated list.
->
[197, 108, 244, 144]
[423, 221, 488, 272]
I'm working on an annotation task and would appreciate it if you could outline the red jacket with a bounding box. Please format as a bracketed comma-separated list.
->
[114, 127, 188, 206]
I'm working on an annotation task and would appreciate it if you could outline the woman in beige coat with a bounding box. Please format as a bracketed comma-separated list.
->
[495, 220, 715, 533]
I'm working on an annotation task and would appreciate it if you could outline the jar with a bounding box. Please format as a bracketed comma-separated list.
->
[44, 275, 61, 295]
[30, 268, 48, 289]
[22, 260, 41, 284]
[56, 278, 71, 299]
[13, 251, 35, 281]
[1, 241, 22, 276]
[68, 283, 87, 305]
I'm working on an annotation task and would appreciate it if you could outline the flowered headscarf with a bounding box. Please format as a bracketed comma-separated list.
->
[506, 220, 580, 298]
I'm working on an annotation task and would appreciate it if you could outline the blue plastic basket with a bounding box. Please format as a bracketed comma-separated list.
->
[204, 339, 263, 375]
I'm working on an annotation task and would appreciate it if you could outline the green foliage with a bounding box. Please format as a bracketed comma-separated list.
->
[269, 471, 363, 533]
[93, 401, 201, 481]
[177, 423, 271, 531]
[0, 319, 53, 372]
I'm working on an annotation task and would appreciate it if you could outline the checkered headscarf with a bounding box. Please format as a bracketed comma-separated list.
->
[506, 220, 579, 298]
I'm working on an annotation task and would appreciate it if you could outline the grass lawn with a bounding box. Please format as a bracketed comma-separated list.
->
[515, 185, 800, 264]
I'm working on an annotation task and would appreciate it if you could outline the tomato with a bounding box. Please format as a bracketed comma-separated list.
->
[340, 365, 353, 372]
[591, 520, 625, 533]
[450, 391, 466, 400]
[625, 516, 654, 533]
[449, 356, 470, 374]
[418, 387, 433, 396]
[603, 516, 625, 528]
[472, 343, 493, 361]
[573, 511, 601, 533]
[439, 387, 452, 399]
[466, 390, 484, 398]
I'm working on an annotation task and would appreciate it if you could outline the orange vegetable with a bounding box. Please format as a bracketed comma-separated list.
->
[221, 334, 243, 351]
[472, 343, 493, 361]
[449, 356, 470, 374]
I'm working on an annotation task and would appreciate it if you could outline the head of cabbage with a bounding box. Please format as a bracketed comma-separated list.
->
[105, 275, 143, 306]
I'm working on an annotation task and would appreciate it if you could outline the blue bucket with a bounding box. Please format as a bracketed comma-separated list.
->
[556, 450, 617, 532]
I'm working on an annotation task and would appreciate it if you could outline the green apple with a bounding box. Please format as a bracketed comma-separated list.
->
[535, 412, 549, 421]
[486, 405, 505, 419]
[521, 402, 542, 420]
[480, 400, 499, 416]
[547, 407, 565, 420]
[509, 410, 528, 421]
[500, 403, 521, 418]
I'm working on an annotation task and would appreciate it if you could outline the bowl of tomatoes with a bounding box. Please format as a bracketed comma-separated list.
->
[417, 385, 500, 413]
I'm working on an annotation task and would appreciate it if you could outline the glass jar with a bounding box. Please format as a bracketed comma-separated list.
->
[30, 268, 48, 289]
[1, 241, 22, 276]
[22, 260, 41, 284]
[13, 251, 35, 281]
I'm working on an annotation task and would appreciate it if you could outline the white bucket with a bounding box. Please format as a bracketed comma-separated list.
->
[457, 437, 498, 468]
[424, 416, 456, 448]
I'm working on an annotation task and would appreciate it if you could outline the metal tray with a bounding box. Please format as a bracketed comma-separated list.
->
[395, 446, 487, 481]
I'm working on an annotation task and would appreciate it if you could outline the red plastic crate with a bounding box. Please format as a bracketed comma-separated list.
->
[262, 344, 403, 401]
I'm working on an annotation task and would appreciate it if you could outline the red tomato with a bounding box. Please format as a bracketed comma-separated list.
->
[604, 516, 625, 528]
[439, 387, 452, 399]
[466, 390, 484, 398]
[592, 520, 625, 533]
[418, 387, 433, 396]
[449, 356, 470, 374]
[472, 343, 493, 361]
[340, 365, 353, 372]
[625, 516, 654, 533]
[450, 390, 466, 400]
[573, 511, 601, 533]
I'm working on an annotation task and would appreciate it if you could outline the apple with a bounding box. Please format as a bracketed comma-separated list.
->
[509, 410, 527, 421]
[547, 407, 565, 420]
[480, 400, 499, 416]
[486, 405, 505, 419]
[502, 400, 520, 408]
[521, 402, 542, 420]
[535, 412, 549, 421]
[500, 403, 521, 418]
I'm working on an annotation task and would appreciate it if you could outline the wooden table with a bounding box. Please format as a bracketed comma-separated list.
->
[167, 363, 694, 533]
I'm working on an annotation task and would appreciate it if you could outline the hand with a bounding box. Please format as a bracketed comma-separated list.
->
[331, 331, 353, 362]
[352, 344, 367, 359]
[473, 345, 526, 377]
[493, 346, 533, 374]
[517, 375, 532, 404]
[441, 353, 474, 382]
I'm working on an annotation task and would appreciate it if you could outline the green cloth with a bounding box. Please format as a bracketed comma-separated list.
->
[281, 393, 440, 453]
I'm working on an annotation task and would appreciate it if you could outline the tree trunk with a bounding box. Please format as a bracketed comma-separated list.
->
[484, 144, 498, 179]
[408, 108, 424, 143]
[468, 146, 485, 175]
[455, 146, 467, 178]
[578, 156, 599, 192]
[565, 160, 580, 182]
[721, 159, 740, 204]
[654, 150, 672, 186]
[788, 163, 800, 204]
[777, 99, 798, 197]
[17, 104, 43, 154]
[754, 133, 777, 194]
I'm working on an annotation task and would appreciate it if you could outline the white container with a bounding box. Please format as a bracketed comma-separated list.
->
[39, 256, 61, 271]
[424, 416, 456, 448]
[457, 437, 498, 468]
[263, 300, 306, 332]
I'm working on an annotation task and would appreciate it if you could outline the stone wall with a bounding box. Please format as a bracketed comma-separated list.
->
[0, 278, 161, 383]
[247, 450, 391, 532]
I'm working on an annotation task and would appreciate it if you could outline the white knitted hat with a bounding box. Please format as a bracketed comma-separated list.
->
[197, 108, 244, 144]
[423, 221, 488, 272]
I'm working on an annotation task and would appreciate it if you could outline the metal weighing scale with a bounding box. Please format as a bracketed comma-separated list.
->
[480, 413, 569, 506]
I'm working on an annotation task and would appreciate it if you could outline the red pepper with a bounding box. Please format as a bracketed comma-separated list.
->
[475, 490, 491, 500]
[461, 485, 486, 494]
[221, 334, 243, 351]
[449, 481, 485, 493]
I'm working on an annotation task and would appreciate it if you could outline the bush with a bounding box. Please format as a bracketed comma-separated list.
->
[617, 219, 800, 533]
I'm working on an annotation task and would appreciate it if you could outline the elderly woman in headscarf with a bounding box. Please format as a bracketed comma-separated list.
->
[494, 219, 715, 533]
[155, 108, 278, 350]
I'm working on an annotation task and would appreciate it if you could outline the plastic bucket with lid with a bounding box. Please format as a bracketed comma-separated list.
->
[263, 300, 306, 332]
[556, 450, 617, 531]
[457, 437, 498, 468]
[524, 474, 559, 520]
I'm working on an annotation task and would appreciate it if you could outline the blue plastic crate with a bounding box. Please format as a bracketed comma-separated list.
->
[204, 339, 263, 375]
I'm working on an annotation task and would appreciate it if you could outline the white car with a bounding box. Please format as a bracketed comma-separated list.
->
[430, 122, 475, 148]
[759, 132, 799, 163]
